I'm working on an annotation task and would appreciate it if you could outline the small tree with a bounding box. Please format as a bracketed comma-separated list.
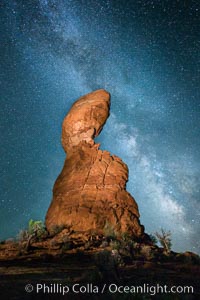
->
[18, 219, 47, 251]
[155, 228, 172, 254]
[103, 221, 116, 239]
[28, 219, 46, 238]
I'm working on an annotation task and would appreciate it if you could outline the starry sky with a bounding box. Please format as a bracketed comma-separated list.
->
[0, 0, 200, 254]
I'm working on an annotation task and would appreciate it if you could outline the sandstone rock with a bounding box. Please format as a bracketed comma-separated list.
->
[61, 89, 110, 153]
[45, 89, 144, 238]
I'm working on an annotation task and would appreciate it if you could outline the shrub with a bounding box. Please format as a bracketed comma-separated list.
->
[121, 232, 132, 242]
[100, 240, 109, 248]
[140, 245, 153, 260]
[103, 221, 116, 239]
[28, 219, 47, 240]
[155, 228, 172, 254]
[111, 249, 123, 265]
[17, 219, 47, 251]
[110, 240, 121, 251]
[17, 230, 29, 242]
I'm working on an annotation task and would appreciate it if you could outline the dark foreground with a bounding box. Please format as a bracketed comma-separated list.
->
[0, 251, 199, 300]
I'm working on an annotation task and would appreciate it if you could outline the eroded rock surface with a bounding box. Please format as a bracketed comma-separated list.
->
[45, 89, 144, 238]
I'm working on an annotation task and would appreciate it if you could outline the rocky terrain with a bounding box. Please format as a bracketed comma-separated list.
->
[0, 90, 199, 299]
[0, 232, 200, 299]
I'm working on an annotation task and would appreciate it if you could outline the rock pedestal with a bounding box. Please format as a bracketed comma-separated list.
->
[45, 89, 144, 238]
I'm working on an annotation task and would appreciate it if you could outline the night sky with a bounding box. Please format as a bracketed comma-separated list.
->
[1, 0, 200, 254]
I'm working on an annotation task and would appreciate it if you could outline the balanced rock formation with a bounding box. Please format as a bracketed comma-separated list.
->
[45, 89, 144, 238]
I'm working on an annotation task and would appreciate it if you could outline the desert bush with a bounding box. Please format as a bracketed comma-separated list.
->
[103, 221, 116, 239]
[110, 240, 121, 251]
[109, 235, 139, 261]
[121, 232, 132, 242]
[140, 245, 153, 260]
[28, 219, 47, 240]
[100, 238, 109, 248]
[111, 249, 123, 265]
[111, 238, 135, 256]
[84, 241, 92, 250]
[17, 229, 29, 242]
[17, 219, 47, 251]
[155, 228, 172, 254]
[121, 233, 137, 249]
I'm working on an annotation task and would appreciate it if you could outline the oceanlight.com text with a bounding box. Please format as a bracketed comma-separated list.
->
[25, 282, 194, 296]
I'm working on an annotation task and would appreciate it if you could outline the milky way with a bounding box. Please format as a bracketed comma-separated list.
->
[0, 0, 200, 253]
